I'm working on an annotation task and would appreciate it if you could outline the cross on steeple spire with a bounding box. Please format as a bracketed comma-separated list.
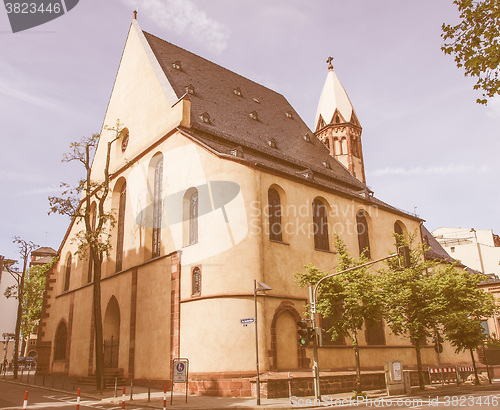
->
[326, 56, 334, 70]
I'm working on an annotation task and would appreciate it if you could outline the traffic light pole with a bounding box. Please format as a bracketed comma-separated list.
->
[307, 247, 410, 402]
[308, 286, 321, 401]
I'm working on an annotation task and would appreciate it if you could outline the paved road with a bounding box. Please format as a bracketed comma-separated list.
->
[292, 390, 500, 409]
[0, 381, 148, 409]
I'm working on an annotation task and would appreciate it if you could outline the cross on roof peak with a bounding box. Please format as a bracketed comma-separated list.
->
[326, 56, 334, 70]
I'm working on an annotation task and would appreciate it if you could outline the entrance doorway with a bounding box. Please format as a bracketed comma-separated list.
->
[103, 296, 120, 368]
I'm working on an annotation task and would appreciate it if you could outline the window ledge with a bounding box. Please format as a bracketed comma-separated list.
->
[269, 239, 289, 245]
[314, 248, 336, 254]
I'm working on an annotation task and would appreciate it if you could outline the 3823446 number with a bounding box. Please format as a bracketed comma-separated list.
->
[5, 3, 62, 14]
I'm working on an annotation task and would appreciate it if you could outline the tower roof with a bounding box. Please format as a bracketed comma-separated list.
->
[315, 65, 357, 129]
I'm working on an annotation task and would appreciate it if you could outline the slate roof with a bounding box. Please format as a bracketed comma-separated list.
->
[31, 247, 57, 256]
[421, 225, 467, 265]
[143, 31, 420, 219]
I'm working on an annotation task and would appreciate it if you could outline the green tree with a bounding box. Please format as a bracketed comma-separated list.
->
[3, 237, 38, 379]
[48, 123, 124, 390]
[434, 264, 497, 384]
[295, 234, 383, 395]
[442, 0, 500, 104]
[20, 258, 57, 347]
[379, 233, 439, 390]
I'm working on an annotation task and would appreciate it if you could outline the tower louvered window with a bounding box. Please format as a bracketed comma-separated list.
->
[313, 199, 329, 251]
[116, 183, 126, 271]
[268, 188, 282, 242]
[152, 160, 163, 258]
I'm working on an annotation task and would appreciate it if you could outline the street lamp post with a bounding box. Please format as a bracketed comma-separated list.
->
[254, 280, 271, 406]
[309, 247, 410, 400]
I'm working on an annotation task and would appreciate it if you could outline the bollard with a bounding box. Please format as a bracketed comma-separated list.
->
[26, 370, 30, 384]
[22, 391, 28, 410]
[147, 380, 151, 402]
[130, 379, 133, 401]
[76, 387, 81, 410]
[121, 386, 126, 410]
[163, 385, 167, 410]
[114, 377, 117, 398]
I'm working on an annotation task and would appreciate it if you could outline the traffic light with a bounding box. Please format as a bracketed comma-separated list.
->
[433, 332, 443, 353]
[398, 246, 411, 268]
[297, 319, 313, 347]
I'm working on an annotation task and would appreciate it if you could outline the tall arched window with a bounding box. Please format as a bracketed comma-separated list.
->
[394, 221, 405, 248]
[87, 202, 97, 283]
[189, 190, 198, 245]
[152, 158, 163, 258]
[312, 198, 329, 251]
[116, 182, 126, 272]
[64, 253, 72, 291]
[54, 321, 67, 360]
[356, 210, 371, 258]
[268, 188, 282, 242]
[192, 266, 201, 296]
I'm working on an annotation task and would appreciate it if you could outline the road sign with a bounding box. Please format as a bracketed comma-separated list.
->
[171, 358, 189, 405]
[173, 359, 188, 383]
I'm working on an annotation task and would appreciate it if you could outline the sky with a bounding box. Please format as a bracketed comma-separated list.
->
[0, 0, 498, 265]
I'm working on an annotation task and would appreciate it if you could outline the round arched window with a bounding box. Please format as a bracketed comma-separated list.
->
[120, 128, 129, 153]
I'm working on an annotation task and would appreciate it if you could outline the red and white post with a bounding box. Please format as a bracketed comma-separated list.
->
[76, 387, 81, 410]
[22, 391, 28, 410]
[121, 386, 126, 409]
[163, 385, 167, 410]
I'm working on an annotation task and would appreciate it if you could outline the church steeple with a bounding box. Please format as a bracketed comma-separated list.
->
[314, 58, 366, 185]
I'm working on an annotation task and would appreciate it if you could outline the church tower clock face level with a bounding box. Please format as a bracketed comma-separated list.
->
[314, 60, 366, 185]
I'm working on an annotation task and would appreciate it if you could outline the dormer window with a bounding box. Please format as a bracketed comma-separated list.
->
[172, 61, 182, 70]
[253, 98, 260, 104]
[249, 111, 258, 121]
[298, 168, 314, 180]
[200, 112, 211, 124]
[233, 87, 242, 96]
[285, 112, 293, 119]
[185, 84, 195, 95]
[267, 137, 277, 148]
[322, 160, 331, 169]
[229, 146, 244, 158]
[303, 134, 311, 142]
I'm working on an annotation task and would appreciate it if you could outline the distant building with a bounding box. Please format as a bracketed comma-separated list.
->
[0, 259, 18, 365]
[432, 227, 500, 275]
[30, 247, 57, 267]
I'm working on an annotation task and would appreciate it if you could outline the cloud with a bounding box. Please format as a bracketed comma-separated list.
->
[0, 62, 66, 112]
[121, 0, 229, 54]
[369, 164, 490, 177]
[14, 185, 65, 197]
[0, 170, 49, 183]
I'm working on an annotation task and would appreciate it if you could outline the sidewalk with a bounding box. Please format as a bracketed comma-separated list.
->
[1, 370, 499, 409]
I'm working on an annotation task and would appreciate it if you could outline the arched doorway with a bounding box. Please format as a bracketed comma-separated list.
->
[103, 296, 120, 368]
[276, 310, 299, 370]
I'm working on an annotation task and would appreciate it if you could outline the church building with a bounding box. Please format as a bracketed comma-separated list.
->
[36, 16, 472, 396]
